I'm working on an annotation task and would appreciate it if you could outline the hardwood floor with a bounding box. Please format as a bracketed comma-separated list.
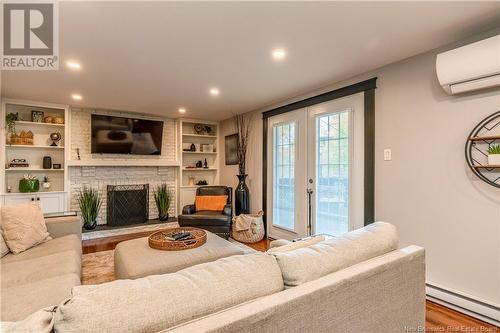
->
[82, 232, 498, 331]
[82, 230, 157, 254]
[426, 301, 497, 331]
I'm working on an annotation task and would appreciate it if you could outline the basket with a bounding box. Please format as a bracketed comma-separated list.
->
[148, 227, 207, 251]
[53, 117, 65, 124]
[232, 211, 265, 243]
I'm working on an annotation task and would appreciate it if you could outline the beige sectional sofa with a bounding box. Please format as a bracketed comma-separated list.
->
[4, 221, 426, 333]
[0, 216, 82, 322]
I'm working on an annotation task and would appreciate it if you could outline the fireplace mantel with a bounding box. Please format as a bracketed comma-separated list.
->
[67, 160, 180, 167]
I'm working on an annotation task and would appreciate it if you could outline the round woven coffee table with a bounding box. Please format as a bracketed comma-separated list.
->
[148, 227, 207, 251]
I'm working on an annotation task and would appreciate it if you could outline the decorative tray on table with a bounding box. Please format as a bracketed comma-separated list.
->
[148, 227, 207, 251]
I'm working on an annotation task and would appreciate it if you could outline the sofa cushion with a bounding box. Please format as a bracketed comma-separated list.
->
[55, 253, 284, 333]
[0, 230, 9, 257]
[271, 222, 398, 287]
[0, 234, 81, 264]
[45, 215, 82, 239]
[0, 203, 51, 254]
[1, 251, 81, 288]
[1, 273, 80, 322]
[267, 235, 326, 253]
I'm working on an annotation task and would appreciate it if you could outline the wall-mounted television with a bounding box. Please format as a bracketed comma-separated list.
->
[91, 114, 163, 155]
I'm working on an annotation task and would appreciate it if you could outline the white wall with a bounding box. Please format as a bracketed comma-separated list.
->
[219, 29, 500, 307]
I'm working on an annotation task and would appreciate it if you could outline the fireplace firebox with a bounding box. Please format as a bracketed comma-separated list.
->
[107, 184, 149, 226]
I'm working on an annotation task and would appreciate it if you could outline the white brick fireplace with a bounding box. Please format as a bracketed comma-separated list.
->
[68, 108, 179, 225]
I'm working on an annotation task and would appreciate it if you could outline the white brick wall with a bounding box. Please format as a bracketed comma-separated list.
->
[70, 108, 177, 162]
[68, 108, 178, 225]
[69, 166, 177, 225]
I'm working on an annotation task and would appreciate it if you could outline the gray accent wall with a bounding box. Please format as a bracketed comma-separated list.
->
[219, 28, 500, 308]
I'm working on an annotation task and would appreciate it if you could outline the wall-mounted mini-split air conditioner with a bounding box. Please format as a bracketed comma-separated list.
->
[436, 34, 500, 95]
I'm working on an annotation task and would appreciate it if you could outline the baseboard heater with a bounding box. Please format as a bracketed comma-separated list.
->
[426, 282, 500, 326]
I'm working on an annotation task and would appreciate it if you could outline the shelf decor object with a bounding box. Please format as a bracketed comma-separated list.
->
[49, 132, 62, 146]
[19, 175, 40, 193]
[5, 113, 18, 143]
[43, 156, 52, 169]
[233, 114, 251, 215]
[12, 130, 34, 145]
[465, 110, 500, 188]
[487, 145, 500, 165]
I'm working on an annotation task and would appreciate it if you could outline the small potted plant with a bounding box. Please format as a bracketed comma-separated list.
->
[19, 174, 39, 193]
[78, 187, 102, 230]
[42, 176, 51, 190]
[154, 184, 171, 221]
[5, 112, 18, 144]
[488, 144, 500, 165]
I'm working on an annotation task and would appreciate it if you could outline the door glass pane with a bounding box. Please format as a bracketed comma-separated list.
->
[273, 122, 295, 230]
[315, 112, 349, 236]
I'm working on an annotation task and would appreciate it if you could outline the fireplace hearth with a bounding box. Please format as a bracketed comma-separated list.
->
[107, 184, 149, 226]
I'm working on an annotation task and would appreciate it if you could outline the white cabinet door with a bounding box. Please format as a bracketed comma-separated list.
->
[36, 193, 65, 213]
[3, 194, 37, 206]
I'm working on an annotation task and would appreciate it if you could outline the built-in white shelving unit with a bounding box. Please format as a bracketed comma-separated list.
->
[0, 99, 69, 213]
[178, 119, 219, 209]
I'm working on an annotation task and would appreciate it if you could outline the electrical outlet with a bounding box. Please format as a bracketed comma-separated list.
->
[384, 149, 392, 161]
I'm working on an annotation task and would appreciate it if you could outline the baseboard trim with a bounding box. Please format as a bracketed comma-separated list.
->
[426, 283, 500, 326]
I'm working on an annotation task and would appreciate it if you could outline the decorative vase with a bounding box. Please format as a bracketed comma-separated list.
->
[42, 156, 52, 169]
[84, 220, 97, 230]
[235, 174, 250, 216]
[159, 213, 169, 221]
[42, 182, 51, 190]
[19, 179, 40, 193]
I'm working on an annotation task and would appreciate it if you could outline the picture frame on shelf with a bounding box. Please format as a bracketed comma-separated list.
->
[225, 133, 238, 165]
[31, 110, 44, 123]
[202, 144, 214, 152]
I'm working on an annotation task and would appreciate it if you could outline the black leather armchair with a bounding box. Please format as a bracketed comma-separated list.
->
[178, 186, 232, 239]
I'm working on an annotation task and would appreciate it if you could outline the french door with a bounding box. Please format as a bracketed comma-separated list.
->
[267, 93, 365, 240]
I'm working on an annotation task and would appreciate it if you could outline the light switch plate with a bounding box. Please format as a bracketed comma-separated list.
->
[384, 149, 392, 161]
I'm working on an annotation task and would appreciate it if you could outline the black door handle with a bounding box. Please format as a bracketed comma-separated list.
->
[37, 197, 40, 201]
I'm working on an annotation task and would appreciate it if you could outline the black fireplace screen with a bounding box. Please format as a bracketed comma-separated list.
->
[107, 184, 149, 226]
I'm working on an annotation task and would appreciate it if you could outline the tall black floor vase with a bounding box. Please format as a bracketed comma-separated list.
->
[235, 174, 250, 216]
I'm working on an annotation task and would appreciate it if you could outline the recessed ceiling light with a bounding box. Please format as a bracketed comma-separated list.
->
[178, 107, 186, 114]
[66, 61, 81, 70]
[209, 88, 220, 96]
[71, 94, 82, 101]
[272, 48, 286, 60]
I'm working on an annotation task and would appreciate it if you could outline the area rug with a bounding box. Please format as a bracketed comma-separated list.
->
[81, 250, 115, 284]
[81, 239, 257, 285]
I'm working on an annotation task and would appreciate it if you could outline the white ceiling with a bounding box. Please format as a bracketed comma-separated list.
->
[2, 1, 499, 120]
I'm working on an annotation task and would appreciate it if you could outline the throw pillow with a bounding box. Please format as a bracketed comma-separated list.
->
[270, 222, 398, 287]
[195, 195, 227, 211]
[267, 235, 326, 253]
[0, 203, 51, 254]
[0, 229, 9, 257]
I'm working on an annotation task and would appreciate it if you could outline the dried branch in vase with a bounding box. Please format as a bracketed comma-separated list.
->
[233, 113, 252, 175]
